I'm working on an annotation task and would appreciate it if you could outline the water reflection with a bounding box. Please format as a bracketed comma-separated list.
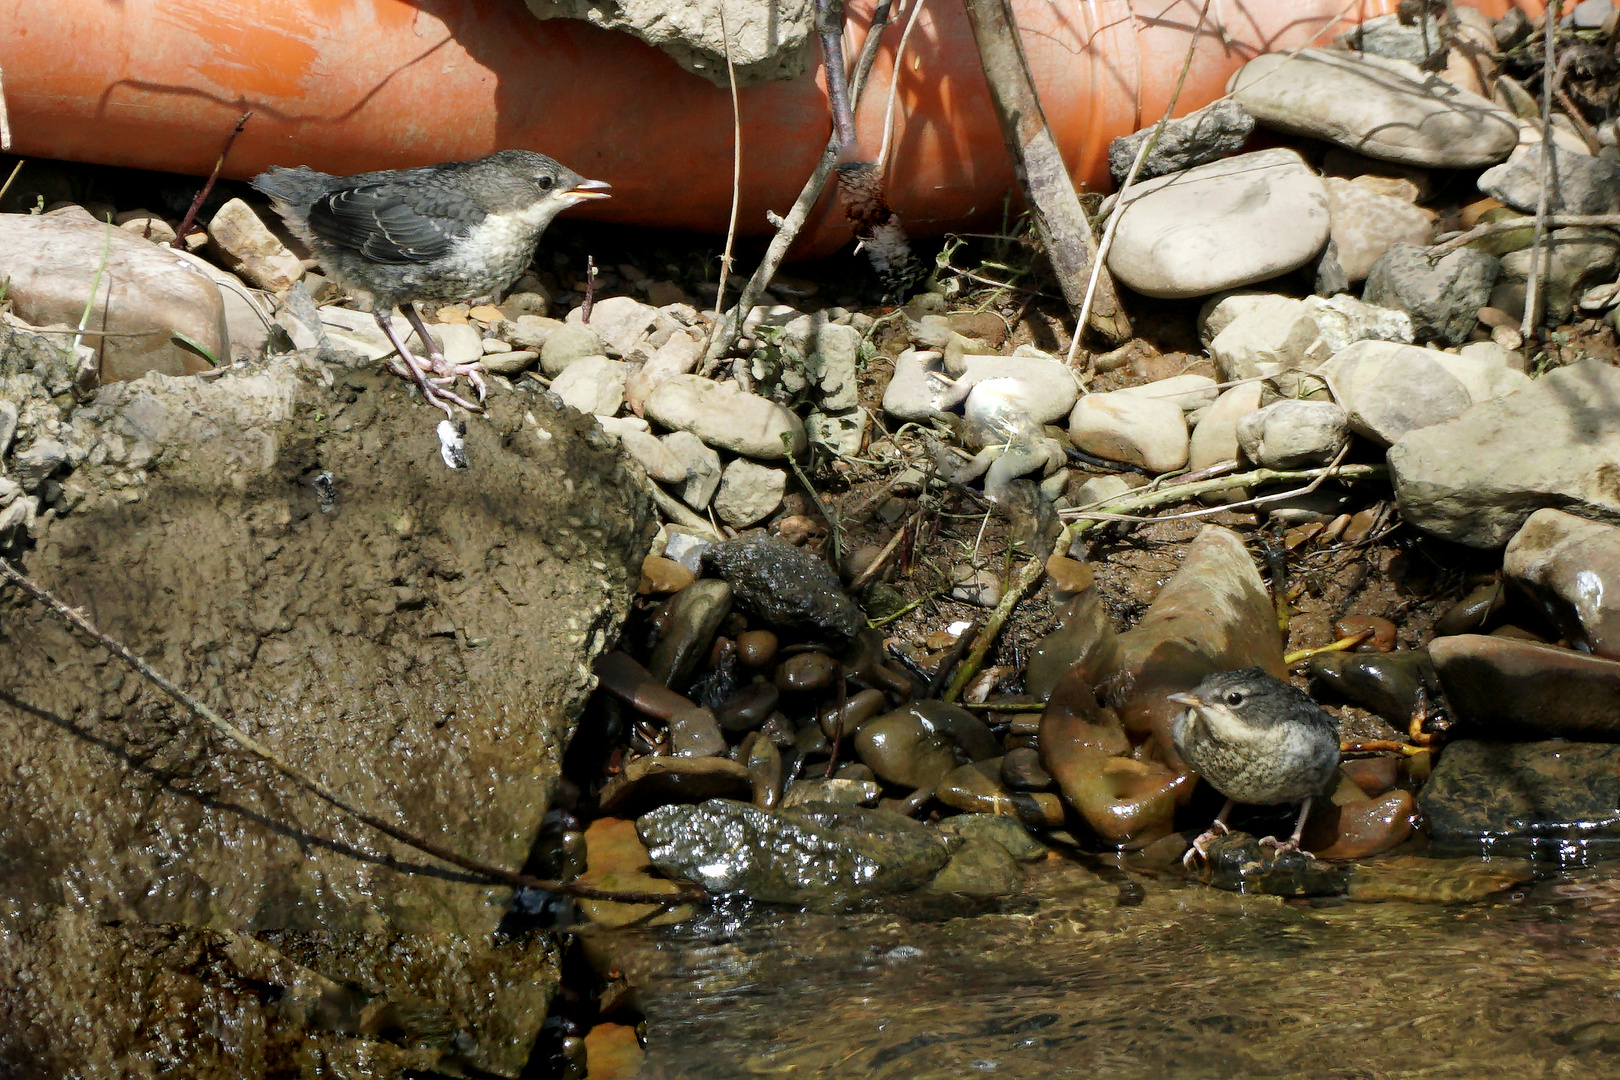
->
[591, 860, 1620, 1079]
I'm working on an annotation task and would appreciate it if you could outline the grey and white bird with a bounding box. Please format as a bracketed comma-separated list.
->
[1169, 667, 1341, 868]
[253, 150, 609, 417]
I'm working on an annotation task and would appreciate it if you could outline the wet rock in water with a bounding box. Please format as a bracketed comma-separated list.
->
[645, 374, 808, 460]
[0, 359, 652, 1074]
[1195, 832, 1353, 897]
[1419, 740, 1620, 858]
[1001, 746, 1054, 791]
[1025, 587, 1118, 701]
[1390, 359, 1620, 548]
[925, 832, 1027, 897]
[646, 578, 734, 687]
[817, 686, 889, 739]
[734, 628, 779, 667]
[598, 755, 754, 818]
[774, 649, 837, 693]
[1236, 399, 1349, 469]
[1430, 635, 1620, 741]
[715, 681, 780, 732]
[702, 533, 864, 639]
[779, 777, 881, 808]
[0, 209, 227, 383]
[1307, 650, 1436, 728]
[636, 798, 953, 904]
[1227, 49, 1517, 167]
[576, 816, 696, 929]
[938, 811, 1050, 862]
[1344, 854, 1534, 904]
[1504, 510, 1620, 659]
[936, 760, 1065, 826]
[855, 702, 1000, 790]
[1107, 98, 1256, 184]
[1304, 789, 1416, 860]
[1103, 148, 1330, 299]
[1112, 525, 1286, 759]
[1339, 755, 1400, 796]
[1361, 243, 1501, 345]
[1478, 141, 1620, 218]
[668, 705, 727, 757]
[743, 731, 784, 807]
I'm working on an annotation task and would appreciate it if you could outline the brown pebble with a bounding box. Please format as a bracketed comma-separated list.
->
[735, 629, 779, 667]
[774, 650, 837, 693]
[775, 514, 820, 545]
[715, 681, 781, 732]
[1342, 508, 1380, 546]
[817, 687, 889, 740]
[1307, 790, 1415, 860]
[1043, 554, 1095, 595]
[1001, 746, 1053, 791]
[1340, 756, 1400, 797]
[1334, 614, 1397, 652]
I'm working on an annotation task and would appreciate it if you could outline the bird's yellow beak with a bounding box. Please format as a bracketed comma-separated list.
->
[1167, 692, 1203, 708]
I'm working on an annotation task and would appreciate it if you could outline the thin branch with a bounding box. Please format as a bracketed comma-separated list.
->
[877, 0, 927, 171]
[708, 0, 744, 330]
[702, 1, 895, 371]
[1522, 4, 1564, 339]
[1429, 213, 1620, 256]
[0, 558, 706, 906]
[175, 111, 252, 242]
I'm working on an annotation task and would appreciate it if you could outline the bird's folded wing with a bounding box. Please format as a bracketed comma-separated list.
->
[308, 185, 467, 265]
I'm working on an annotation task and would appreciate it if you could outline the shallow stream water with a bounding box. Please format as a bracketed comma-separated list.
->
[585, 858, 1620, 1079]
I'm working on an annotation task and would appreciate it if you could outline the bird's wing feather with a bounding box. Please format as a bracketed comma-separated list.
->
[306, 183, 476, 265]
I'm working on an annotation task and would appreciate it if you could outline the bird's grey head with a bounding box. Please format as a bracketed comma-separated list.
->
[481, 149, 611, 212]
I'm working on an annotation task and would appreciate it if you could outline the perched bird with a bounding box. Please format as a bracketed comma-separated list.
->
[1169, 667, 1341, 868]
[253, 150, 610, 417]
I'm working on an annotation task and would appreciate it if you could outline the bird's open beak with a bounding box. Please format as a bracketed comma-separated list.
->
[570, 178, 613, 200]
[1166, 692, 1203, 708]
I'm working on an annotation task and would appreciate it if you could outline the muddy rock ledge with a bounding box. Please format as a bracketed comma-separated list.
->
[0, 342, 654, 1077]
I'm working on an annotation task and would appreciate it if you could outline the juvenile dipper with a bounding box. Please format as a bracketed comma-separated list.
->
[1169, 667, 1341, 868]
[253, 150, 609, 417]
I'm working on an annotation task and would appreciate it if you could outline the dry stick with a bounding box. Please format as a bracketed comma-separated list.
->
[876, 0, 929, 171]
[1066, 0, 1215, 373]
[708, 0, 744, 330]
[1429, 213, 1620, 256]
[0, 66, 11, 153]
[175, 110, 252, 243]
[961, 0, 1129, 346]
[941, 462, 1388, 701]
[701, 1, 896, 372]
[0, 558, 706, 906]
[1521, 1, 1561, 340]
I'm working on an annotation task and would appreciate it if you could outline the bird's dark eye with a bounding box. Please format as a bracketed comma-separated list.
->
[537, 175, 555, 191]
[1224, 690, 1245, 706]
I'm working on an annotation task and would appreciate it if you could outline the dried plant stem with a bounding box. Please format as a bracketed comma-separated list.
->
[943, 462, 1387, 701]
[175, 110, 251, 242]
[0, 558, 705, 906]
[709, 0, 744, 329]
[1521, 1, 1562, 339]
[702, 1, 895, 371]
[1430, 213, 1620, 256]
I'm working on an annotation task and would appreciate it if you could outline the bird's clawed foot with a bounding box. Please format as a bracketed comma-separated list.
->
[426, 355, 489, 404]
[377, 306, 485, 420]
[1257, 835, 1314, 859]
[1181, 818, 1230, 870]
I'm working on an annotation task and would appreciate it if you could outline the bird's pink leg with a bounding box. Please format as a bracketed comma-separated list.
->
[375, 311, 481, 418]
[1183, 798, 1236, 869]
[403, 302, 488, 403]
[1259, 796, 1316, 858]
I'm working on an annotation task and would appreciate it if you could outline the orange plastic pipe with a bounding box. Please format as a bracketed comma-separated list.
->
[0, 0, 1536, 255]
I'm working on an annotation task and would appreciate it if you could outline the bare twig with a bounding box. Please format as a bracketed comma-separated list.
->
[1429, 213, 1620, 256]
[582, 255, 599, 323]
[701, 1, 896, 371]
[0, 158, 22, 206]
[1522, 3, 1564, 338]
[175, 110, 252, 242]
[0, 65, 11, 152]
[876, 0, 928, 171]
[0, 558, 706, 906]
[709, 0, 744, 329]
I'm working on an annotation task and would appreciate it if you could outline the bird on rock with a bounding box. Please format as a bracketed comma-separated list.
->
[1168, 667, 1341, 869]
[254, 150, 610, 418]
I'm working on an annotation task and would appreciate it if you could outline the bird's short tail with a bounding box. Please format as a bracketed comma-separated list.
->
[249, 166, 333, 210]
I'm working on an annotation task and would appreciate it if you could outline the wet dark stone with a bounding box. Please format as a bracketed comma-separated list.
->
[937, 813, 1050, 862]
[1433, 580, 1507, 637]
[1419, 739, 1620, 858]
[925, 835, 1026, 897]
[668, 705, 726, 757]
[744, 733, 783, 808]
[1431, 634, 1620, 740]
[780, 777, 881, 808]
[702, 533, 865, 639]
[1196, 832, 1352, 897]
[647, 578, 734, 687]
[1000, 746, 1053, 791]
[855, 702, 1000, 789]
[598, 756, 753, 818]
[818, 687, 889, 740]
[636, 798, 953, 904]
[936, 760, 1065, 827]
[715, 682, 780, 733]
[1308, 650, 1436, 727]
[735, 629, 780, 667]
[775, 650, 837, 693]
[1024, 588, 1117, 701]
